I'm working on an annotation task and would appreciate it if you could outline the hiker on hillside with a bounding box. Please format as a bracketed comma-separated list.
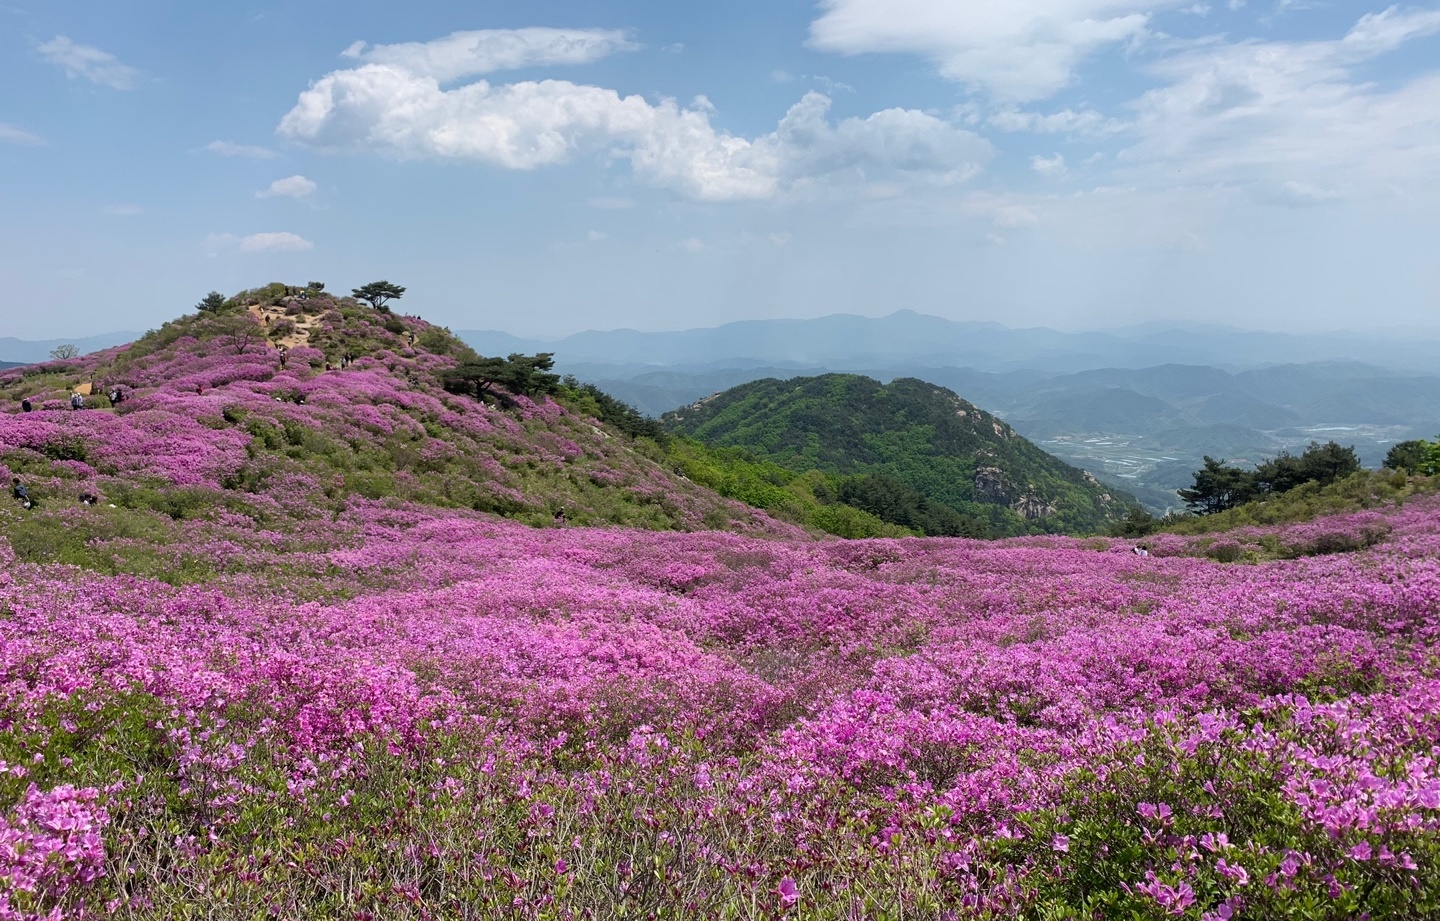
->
[1132, 545, 1149, 558]
[70, 392, 84, 410]
[196, 383, 204, 396]
[12, 478, 33, 509]
[79, 492, 98, 506]
[108, 387, 125, 405]
[20, 397, 32, 412]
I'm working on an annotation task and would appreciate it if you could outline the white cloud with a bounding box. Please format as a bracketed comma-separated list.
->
[241, 231, 313, 252]
[1118, 11, 1440, 193]
[1266, 179, 1340, 207]
[0, 122, 44, 146]
[1181, 3, 1211, 15]
[808, 0, 1184, 100]
[586, 230, 608, 242]
[964, 193, 1043, 229]
[37, 36, 139, 90]
[772, 69, 795, 83]
[1031, 153, 1067, 176]
[676, 237, 707, 252]
[1340, 6, 1440, 56]
[341, 40, 367, 59]
[257, 175, 318, 198]
[768, 232, 793, 246]
[351, 28, 637, 83]
[987, 107, 1126, 135]
[207, 140, 279, 159]
[208, 231, 315, 254]
[277, 44, 991, 202]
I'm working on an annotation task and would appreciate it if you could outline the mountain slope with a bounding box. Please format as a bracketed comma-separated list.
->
[662, 374, 1134, 535]
[0, 290, 794, 565]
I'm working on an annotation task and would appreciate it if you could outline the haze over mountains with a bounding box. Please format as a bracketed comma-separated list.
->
[459, 310, 1440, 374]
[458, 311, 1440, 512]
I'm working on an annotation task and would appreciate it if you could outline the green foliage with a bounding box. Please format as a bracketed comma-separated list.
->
[559, 377, 666, 441]
[1178, 456, 1259, 514]
[985, 708, 1440, 920]
[351, 280, 406, 312]
[195, 291, 227, 313]
[665, 439, 912, 538]
[830, 473, 990, 537]
[662, 374, 1131, 537]
[1165, 469, 1439, 535]
[1386, 438, 1440, 476]
[1181, 441, 1363, 515]
[443, 353, 561, 405]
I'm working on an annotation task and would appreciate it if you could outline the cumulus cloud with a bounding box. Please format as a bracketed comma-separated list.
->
[0, 122, 44, 146]
[344, 28, 637, 82]
[808, 0, 1183, 100]
[277, 35, 991, 202]
[207, 140, 279, 159]
[987, 107, 1126, 135]
[37, 36, 139, 90]
[241, 232, 313, 252]
[209, 232, 315, 253]
[257, 175, 318, 198]
[1031, 153, 1067, 176]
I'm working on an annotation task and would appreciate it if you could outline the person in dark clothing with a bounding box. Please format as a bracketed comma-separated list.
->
[70, 392, 84, 410]
[12, 477, 33, 509]
[20, 398, 32, 412]
[79, 492, 98, 506]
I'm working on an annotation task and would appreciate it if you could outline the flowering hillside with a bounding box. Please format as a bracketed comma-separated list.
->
[4, 298, 1440, 919]
[0, 296, 792, 550]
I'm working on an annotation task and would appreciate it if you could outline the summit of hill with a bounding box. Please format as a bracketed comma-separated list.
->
[0, 284, 796, 580]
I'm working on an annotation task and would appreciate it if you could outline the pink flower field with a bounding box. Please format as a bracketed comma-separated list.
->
[3, 302, 1440, 919]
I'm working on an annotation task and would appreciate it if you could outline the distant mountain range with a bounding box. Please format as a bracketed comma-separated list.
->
[458, 310, 1440, 374]
[0, 333, 141, 364]
[449, 311, 1440, 514]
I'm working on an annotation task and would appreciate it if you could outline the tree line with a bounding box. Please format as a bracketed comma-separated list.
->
[1178, 440, 1361, 514]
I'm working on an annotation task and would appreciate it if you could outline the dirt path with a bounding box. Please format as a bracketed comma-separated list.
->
[248, 303, 319, 350]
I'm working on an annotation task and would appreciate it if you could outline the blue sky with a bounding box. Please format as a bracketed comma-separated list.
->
[2, 1, 1438, 339]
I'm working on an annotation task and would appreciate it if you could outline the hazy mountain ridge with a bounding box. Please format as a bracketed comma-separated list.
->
[0, 332, 143, 364]
[457, 310, 1440, 373]
[544, 344, 1439, 513]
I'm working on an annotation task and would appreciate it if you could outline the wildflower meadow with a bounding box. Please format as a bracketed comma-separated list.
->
[3, 303, 1440, 919]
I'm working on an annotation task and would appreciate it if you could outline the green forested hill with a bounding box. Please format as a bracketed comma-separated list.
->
[662, 374, 1136, 535]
